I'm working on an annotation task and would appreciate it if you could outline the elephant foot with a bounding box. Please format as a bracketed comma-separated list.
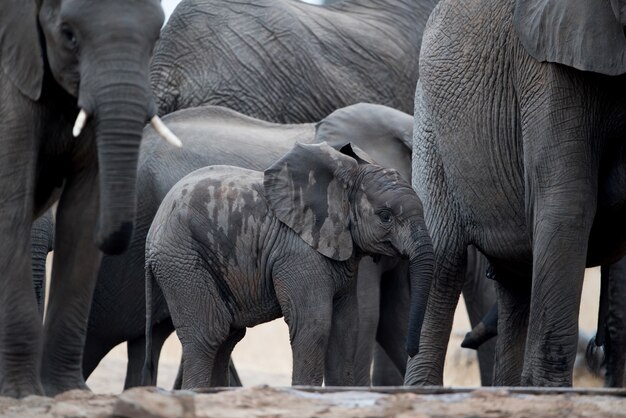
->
[42, 376, 90, 397]
[403, 357, 444, 386]
[585, 336, 606, 378]
[0, 375, 44, 398]
[461, 322, 497, 350]
[520, 369, 572, 387]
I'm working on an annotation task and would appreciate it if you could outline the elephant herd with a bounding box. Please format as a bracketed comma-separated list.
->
[0, 0, 625, 398]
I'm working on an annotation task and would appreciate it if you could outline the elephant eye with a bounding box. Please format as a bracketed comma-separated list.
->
[61, 24, 78, 49]
[378, 210, 393, 223]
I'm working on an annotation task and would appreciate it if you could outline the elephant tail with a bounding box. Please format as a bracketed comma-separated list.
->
[142, 261, 156, 386]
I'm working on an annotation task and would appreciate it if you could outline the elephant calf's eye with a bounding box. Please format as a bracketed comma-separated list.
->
[378, 210, 393, 223]
[61, 25, 78, 49]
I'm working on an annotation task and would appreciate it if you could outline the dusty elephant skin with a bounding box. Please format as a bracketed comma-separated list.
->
[150, 0, 437, 121]
[144, 143, 434, 389]
[0, 0, 168, 397]
[407, 0, 626, 387]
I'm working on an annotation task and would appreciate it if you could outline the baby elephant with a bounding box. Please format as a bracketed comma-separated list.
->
[144, 142, 433, 389]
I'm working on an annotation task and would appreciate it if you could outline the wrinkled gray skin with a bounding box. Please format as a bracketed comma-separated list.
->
[0, 0, 164, 397]
[151, 0, 437, 121]
[407, 0, 626, 387]
[31, 210, 54, 315]
[84, 103, 496, 388]
[144, 143, 434, 388]
[586, 257, 626, 387]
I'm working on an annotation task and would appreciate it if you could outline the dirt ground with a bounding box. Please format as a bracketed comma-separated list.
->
[4, 265, 612, 417]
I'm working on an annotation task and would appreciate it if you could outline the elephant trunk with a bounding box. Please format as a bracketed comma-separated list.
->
[80, 52, 154, 254]
[405, 218, 435, 357]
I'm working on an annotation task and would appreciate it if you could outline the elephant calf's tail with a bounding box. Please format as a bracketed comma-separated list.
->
[142, 261, 156, 386]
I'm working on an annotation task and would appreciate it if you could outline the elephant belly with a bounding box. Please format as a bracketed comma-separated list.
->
[418, 0, 531, 263]
[227, 280, 283, 330]
[588, 207, 626, 267]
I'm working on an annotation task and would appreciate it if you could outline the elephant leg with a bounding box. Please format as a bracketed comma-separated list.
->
[404, 233, 468, 386]
[325, 284, 358, 386]
[282, 290, 333, 386]
[371, 344, 403, 385]
[82, 333, 119, 382]
[41, 170, 102, 396]
[125, 318, 174, 388]
[0, 116, 43, 397]
[373, 260, 410, 385]
[353, 258, 382, 386]
[462, 303, 498, 350]
[605, 257, 626, 387]
[461, 246, 496, 386]
[493, 276, 530, 386]
[519, 76, 597, 387]
[173, 356, 183, 390]
[174, 354, 238, 389]
[211, 328, 246, 387]
[228, 359, 242, 387]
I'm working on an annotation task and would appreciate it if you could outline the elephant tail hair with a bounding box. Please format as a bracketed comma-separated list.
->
[142, 261, 156, 386]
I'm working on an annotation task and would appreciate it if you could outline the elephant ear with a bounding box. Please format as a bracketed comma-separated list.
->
[513, 0, 626, 75]
[264, 142, 359, 261]
[0, 0, 44, 100]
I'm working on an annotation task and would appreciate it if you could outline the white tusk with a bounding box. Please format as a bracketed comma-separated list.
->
[151, 115, 182, 148]
[72, 109, 88, 137]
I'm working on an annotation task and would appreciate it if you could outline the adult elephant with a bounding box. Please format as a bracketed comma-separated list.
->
[0, 0, 178, 397]
[406, 0, 626, 387]
[150, 0, 436, 121]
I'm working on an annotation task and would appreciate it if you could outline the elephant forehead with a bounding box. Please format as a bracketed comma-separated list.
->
[359, 169, 422, 216]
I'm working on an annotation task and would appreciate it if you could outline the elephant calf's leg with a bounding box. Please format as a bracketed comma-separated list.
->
[325, 286, 358, 386]
[211, 328, 246, 387]
[284, 301, 333, 386]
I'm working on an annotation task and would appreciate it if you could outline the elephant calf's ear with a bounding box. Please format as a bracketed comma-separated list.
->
[264, 142, 357, 261]
[0, 0, 44, 100]
[514, 0, 626, 75]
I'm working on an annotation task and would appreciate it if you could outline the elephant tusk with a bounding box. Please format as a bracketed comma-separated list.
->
[72, 109, 88, 137]
[151, 115, 183, 148]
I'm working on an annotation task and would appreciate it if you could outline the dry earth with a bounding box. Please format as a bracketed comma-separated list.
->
[5, 262, 610, 417]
